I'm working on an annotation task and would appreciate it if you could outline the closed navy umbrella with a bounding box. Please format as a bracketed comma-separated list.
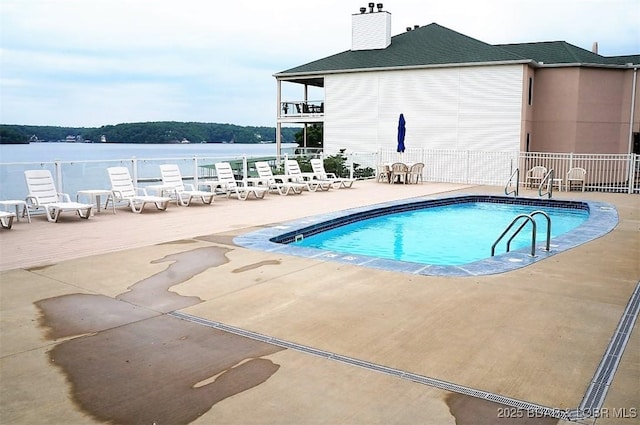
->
[397, 113, 406, 153]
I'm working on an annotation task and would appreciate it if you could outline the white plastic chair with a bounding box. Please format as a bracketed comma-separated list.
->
[377, 165, 390, 183]
[107, 167, 172, 213]
[407, 162, 425, 184]
[389, 162, 409, 184]
[566, 167, 587, 192]
[24, 169, 93, 222]
[214, 162, 268, 200]
[0, 211, 16, 229]
[310, 158, 356, 188]
[525, 166, 547, 189]
[159, 164, 215, 206]
[254, 161, 305, 195]
[285, 160, 332, 192]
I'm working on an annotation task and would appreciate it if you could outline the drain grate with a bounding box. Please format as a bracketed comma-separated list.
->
[579, 281, 640, 415]
[170, 282, 640, 423]
[169, 311, 569, 420]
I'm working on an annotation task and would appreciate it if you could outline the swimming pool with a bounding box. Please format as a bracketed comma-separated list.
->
[234, 194, 619, 276]
[293, 202, 588, 266]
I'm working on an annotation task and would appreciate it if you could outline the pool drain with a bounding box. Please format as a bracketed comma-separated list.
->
[169, 310, 569, 420]
[169, 280, 639, 423]
[578, 281, 640, 416]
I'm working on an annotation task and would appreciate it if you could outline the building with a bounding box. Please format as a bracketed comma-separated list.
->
[274, 5, 639, 157]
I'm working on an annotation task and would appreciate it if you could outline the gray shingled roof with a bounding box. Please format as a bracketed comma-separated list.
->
[275, 23, 638, 76]
[497, 41, 639, 65]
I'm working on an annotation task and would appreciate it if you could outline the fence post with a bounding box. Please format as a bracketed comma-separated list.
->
[466, 150, 470, 184]
[242, 155, 248, 183]
[193, 156, 199, 187]
[55, 161, 63, 193]
[569, 152, 574, 170]
[347, 152, 354, 179]
[627, 153, 636, 194]
[131, 157, 138, 185]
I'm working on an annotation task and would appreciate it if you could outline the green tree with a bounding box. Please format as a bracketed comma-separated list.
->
[0, 127, 27, 144]
[294, 124, 323, 149]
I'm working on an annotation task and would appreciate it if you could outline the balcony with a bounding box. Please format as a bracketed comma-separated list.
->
[279, 100, 324, 124]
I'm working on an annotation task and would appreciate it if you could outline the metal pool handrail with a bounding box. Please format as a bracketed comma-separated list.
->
[491, 210, 552, 257]
[538, 168, 555, 198]
[504, 167, 519, 197]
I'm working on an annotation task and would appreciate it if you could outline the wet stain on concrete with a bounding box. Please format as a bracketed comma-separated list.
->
[26, 264, 53, 272]
[117, 246, 229, 313]
[196, 234, 240, 246]
[158, 239, 199, 245]
[232, 259, 281, 273]
[36, 246, 284, 424]
[445, 393, 558, 425]
[35, 294, 159, 340]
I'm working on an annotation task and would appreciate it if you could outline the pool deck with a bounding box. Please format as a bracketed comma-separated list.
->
[1, 181, 638, 424]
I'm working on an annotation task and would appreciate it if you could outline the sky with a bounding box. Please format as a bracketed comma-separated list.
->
[1, 0, 638, 128]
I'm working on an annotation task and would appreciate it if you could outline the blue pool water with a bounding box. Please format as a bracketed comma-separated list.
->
[293, 202, 588, 266]
[233, 195, 618, 276]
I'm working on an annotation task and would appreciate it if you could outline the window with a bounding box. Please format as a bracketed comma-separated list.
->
[528, 77, 534, 105]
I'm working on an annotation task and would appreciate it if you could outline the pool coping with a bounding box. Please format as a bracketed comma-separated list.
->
[233, 193, 619, 277]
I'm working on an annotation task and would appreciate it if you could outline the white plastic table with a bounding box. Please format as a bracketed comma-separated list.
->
[76, 190, 115, 216]
[146, 184, 177, 197]
[0, 199, 31, 223]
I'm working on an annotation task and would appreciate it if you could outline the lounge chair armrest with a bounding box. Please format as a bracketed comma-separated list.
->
[58, 192, 72, 202]
[134, 187, 149, 196]
[25, 195, 40, 207]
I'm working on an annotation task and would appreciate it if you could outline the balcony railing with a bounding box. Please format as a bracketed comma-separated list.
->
[280, 101, 324, 117]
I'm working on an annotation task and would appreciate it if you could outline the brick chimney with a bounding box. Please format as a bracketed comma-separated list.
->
[352, 3, 391, 51]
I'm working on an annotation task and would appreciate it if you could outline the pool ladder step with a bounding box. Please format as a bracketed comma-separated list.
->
[491, 211, 551, 257]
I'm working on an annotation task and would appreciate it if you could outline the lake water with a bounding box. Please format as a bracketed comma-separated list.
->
[0, 142, 299, 201]
[0, 142, 299, 163]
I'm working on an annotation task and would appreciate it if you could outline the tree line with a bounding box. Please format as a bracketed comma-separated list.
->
[0, 122, 300, 144]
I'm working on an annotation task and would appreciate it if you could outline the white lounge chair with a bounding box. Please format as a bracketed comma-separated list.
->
[566, 167, 587, 192]
[0, 211, 16, 229]
[107, 166, 172, 213]
[525, 166, 547, 189]
[310, 158, 356, 188]
[24, 169, 93, 222]
[285, 159, 332, 192]
[159, 164, 215, 206]
[214, 162, 268, 200]
[254, 161, 305, 195]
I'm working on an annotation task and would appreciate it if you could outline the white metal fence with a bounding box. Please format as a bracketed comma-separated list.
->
[347, 149, 639, 194]
[1, 150, 638, 202]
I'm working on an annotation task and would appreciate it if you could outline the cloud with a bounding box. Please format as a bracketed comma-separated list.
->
[1, 0, 638, 127]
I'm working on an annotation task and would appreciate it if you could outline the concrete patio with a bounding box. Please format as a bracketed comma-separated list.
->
[1, 181, 638, 424]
